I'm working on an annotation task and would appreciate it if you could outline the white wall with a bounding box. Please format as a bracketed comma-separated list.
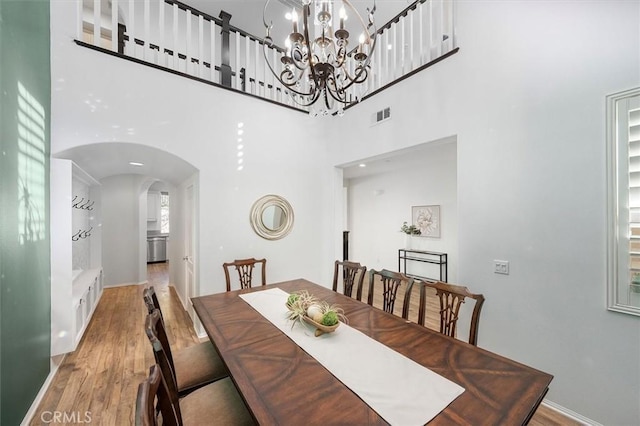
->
[328, 1, 640, 424]
[346, 140, 458, 282]
[100, 174, 144, 286]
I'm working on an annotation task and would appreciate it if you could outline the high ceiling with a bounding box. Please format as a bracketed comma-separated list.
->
[58, 1, 418, 185]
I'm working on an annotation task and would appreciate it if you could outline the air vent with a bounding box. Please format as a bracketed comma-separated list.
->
[372, 107, 391, 125]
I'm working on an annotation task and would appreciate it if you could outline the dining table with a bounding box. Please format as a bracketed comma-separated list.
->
[192, 279, 553, 425]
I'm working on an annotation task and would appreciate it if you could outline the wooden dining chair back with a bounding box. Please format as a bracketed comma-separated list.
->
[367, 269, 414, 319]
[143, 286, 162, 319]
[142, 288, 229, 396]
[135, 364, 179, 426]
[223, 258, 267, 291]
[418, 280, 485, 346]
[143, 311, 255, 425]
[145, 310, 185, 420]
[332, 260, 367, 300]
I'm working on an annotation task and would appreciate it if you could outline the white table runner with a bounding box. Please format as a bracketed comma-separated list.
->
[240, 288, 464, 426]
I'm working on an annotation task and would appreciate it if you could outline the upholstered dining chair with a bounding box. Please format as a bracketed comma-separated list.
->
[332, 260, 367, 300]
[416, 280, 485, 346]
[142, 287, 228, 396]
[222, 257, 267, 292]
[139, 312, 254, 425]
[367, 269, 414, 319]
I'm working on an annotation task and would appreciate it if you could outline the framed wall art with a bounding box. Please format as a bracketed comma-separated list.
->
[412, 205, 440, 238]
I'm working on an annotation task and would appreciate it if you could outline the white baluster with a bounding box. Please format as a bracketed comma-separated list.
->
[93, 0, 100, 47]
[186, 10, 192, 75]
[144, 0, 150, 61]
[254, 39, 260, 97]
[235, 31, 241, 90]
[434, 0, 442, 58]
[401, 15, 406, 74]
[408, 6, 415, 71]
[77, 0, 83, 41]
[172, 3, 178, 70]
[128, 0, 135, 57]
[245, 35, 251, 93]
[272, 46, 279, 102]
[111, 0, 118, 52]
[158, 0, 164, 66]
[376, 33, 382, 90]
[199, 15, 204, 78]
[427, 0, 434, 62]
[445, 0, 455, 51]
[210, 20, 216, 82]
[418, 1, 424, 65]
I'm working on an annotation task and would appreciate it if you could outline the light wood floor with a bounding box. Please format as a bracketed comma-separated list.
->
[30, 263, 579, 425]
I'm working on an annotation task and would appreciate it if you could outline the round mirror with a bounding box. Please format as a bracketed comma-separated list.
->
[250, 194, 294, 240]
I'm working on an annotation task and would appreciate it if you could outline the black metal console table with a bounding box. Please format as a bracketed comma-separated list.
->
[398, 249, 448, 282]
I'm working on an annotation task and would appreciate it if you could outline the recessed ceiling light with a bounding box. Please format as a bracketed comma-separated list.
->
[129, 161, 144, 167]
[359, 163, 367, 168]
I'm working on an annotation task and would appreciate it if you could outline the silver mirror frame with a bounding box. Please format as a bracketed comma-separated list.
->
[250, 194, 294, 240]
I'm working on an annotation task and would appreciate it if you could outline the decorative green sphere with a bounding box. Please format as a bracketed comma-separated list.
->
[321, 311, 339, 326]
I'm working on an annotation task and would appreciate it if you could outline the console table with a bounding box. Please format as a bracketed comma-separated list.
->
[398, 249, 448, 282]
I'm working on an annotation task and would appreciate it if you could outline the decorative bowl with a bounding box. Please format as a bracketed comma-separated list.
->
[302, 315, 340, 336]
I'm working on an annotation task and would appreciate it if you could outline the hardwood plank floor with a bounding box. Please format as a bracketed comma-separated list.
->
[30, 263, 580, 425]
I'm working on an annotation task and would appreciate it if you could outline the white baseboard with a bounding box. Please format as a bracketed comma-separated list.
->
[542, 399, 602, 426]
[20, 354, 66, 426]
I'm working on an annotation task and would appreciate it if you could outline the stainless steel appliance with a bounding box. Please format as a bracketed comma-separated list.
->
[147, 236, 167, 263]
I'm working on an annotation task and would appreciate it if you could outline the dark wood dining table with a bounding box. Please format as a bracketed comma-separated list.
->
[192, 279, 553, 425]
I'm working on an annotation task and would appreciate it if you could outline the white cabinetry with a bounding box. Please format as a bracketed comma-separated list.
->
[147, 192, 159, 221]
[51, 159, 103, 355]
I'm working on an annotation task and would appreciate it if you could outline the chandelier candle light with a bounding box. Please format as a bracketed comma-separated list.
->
[263, 0, 377, 116]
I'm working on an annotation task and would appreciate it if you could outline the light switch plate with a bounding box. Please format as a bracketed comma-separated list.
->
[494, 260, 509, 275]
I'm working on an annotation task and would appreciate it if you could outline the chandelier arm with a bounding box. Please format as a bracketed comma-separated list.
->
[325, 75, 350, 106]
[337, 31, 376, 94]
[262, 43, 316, 98]
[262, 0, 273, 38]
[301, 3, 318, 84]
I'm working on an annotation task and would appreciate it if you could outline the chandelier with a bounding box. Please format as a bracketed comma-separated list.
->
[263, 0, 377, 116]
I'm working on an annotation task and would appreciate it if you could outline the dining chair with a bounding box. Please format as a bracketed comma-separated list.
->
[332, 260, 367, 300]
[367, 269, 414, 319]
[142, 287, 228, 396]
[222, 257, 267, 292]
[139, 315, 255, 424]
[417, 280, 485, 346]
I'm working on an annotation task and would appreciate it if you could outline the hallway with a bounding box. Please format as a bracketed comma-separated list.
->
[30, 263, 198, 425]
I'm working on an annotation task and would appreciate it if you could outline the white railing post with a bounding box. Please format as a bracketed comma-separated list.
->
[77, 0, 83, 41]
[245, 35, 251, 93]
[418, 1, 425, 65]
[129, 0, 136, 57]
[254, 39, 260, 97]
[186, 10, 192, 75]
[93, 0, 100, 47]
[210, 20, 217, 82]
[111, 0, 118, 52]
[235, 31, 241, 90]
[198, 15, 204, 78]
[172, 3, 178, 71]
[144, 0, 150, 61]
[158, 0, 165, 66]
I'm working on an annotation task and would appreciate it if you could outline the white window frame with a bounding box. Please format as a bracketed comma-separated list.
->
[607, 86, 640, 316]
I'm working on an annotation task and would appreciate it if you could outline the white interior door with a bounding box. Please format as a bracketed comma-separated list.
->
[184, 184, 195, 320]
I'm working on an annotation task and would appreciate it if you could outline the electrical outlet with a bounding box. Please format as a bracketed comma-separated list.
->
[494, 260, 509, 275]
